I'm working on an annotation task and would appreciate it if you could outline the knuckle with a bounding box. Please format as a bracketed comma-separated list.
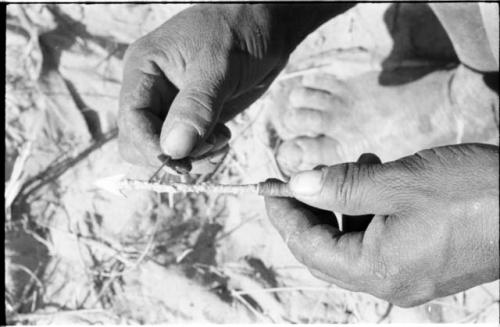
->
[370, 266, 435, 308]
[367, 255, 406, 301]
[367, 256, 391, 281]
[326, 163, 360, 209]
[372, 278, 405, 304]
[124, 38, 149, 63]
[366, 241, 399, 281]
[396, 153, 429, 177]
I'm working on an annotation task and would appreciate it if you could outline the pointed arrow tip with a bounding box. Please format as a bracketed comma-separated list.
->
[94, 174, 126, 197]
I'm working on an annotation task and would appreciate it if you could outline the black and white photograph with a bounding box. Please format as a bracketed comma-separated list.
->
[4, 2, 499, 324]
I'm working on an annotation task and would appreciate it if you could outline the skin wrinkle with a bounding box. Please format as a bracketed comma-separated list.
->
[152, 44, 188, 86]
[345, 164, 359, 210]
[363, 233, 390, 281]
[332, 163, 351, 211]
[182, 94, 216, 123]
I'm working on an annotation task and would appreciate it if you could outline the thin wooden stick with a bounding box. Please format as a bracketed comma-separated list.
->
[122, 179, 260, 195]
[95, 175, 292, 197]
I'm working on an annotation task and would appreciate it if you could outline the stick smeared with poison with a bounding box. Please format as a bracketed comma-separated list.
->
[95, 175, 293, 197]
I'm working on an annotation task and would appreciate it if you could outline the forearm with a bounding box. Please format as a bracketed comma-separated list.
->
[219, 3, 356, 56]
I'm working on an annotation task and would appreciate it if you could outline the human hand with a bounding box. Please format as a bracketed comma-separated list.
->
[118, 4, 353, 173]
[118, 4, 292, 173]
[266, 143, 499, 307]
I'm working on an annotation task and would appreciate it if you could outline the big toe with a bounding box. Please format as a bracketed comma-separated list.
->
[276, 136, 344, 175]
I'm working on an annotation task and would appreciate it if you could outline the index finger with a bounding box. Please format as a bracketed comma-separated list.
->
[265, 196, 366, 285]
[118, 56, 177, 167]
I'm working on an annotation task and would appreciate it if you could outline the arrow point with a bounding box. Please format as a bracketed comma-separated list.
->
[94, 174, 126, 197]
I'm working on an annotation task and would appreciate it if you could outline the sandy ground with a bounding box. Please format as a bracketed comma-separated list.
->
[5, 3, 499, 324]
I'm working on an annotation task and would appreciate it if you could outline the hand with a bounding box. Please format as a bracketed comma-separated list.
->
[118, 4, 288, 172]
[118, 4, 353, 173]
[266, 143, 499, 307]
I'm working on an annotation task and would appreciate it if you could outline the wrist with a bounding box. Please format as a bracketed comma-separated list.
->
[263, 3, 356, 52]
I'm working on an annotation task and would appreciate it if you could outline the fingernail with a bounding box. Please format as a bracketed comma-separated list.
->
[161, 123, 199, 159]
[289, 169, 324, 195]
[357, 153, 381, 165]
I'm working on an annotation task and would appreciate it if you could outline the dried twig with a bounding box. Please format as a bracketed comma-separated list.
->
[122, 179, 260, 195]
[12, 128, 118, 216]
[10, 308, 114, 323]
[5, 140, 33, 220]
[8, 263, 44, 291]
[231, 292, 270, 323]
[376, 303, 393, 323]
[232, 286, 347, 296]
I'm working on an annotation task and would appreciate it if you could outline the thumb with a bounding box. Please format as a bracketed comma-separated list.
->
[160, 72, 227, 159]
[288, 159, 397, 215]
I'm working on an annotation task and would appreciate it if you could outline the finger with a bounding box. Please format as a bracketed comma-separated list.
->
[118, 109, 163, 167]
[160, 67, 228, 159]
[265, 196, 365, 283]
[283, 108, 328, 136]
[119, 58, 177, 166]
[288, 160, 398, 215]
[190, 123, 231, 158]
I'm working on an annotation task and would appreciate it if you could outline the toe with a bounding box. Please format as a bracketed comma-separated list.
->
[277, 136, 343, 175]
[276, 141, 303, 174]
[283, 107, 330, 137]
[289, 87, 345, 111]
[302, 73, 350, 97]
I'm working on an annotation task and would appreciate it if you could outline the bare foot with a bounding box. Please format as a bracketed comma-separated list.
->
[271, 65, 498, 175]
